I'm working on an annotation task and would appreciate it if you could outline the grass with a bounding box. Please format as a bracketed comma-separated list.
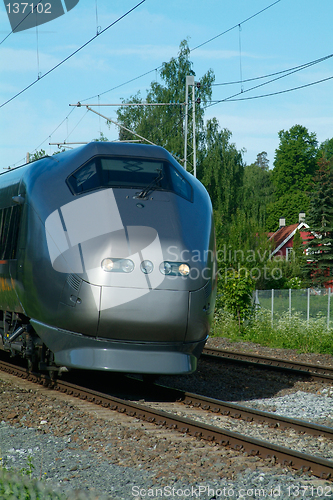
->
[0, 456, 107, 500]
[211, 308, 333, 355]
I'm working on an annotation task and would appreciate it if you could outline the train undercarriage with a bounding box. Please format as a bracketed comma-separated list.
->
[0, 310, 60, 374]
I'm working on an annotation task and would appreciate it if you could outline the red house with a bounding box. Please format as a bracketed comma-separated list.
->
[269, 213, 310, 260]
[269, 214, 333, 289]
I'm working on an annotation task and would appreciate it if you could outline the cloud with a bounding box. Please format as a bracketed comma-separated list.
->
[0, 47, 60, 72]
[191, 48, 260, 60]
[101, 44, 179, 61]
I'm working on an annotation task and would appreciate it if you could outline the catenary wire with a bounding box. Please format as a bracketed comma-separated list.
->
[8, 106, 77, 168]
[212, 53, 333, 86]
[0, 0, 146, 109]
[190, 0, 281, 52]
[0, 1, 42, 46]
[207, 75, 333, 104]
[204, 59, 333, 109]
[11, 0, 283, 159]
[78, 0, 282, 103]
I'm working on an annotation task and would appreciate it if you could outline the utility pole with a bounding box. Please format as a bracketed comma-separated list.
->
[184, 76, 197, 177]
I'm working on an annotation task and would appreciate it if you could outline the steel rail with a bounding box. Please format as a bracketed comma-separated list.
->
[0, 359, 332, 480]
[202, 347, 333, 382]
[179, 391, 333, 440]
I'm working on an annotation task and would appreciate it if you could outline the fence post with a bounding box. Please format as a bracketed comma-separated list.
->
[255, 289, 259, 311]
[271, 289, 274, 326]
[307, 288, 310, 325]
[289, 288, 291, 318]
[328, 288, 331, 330]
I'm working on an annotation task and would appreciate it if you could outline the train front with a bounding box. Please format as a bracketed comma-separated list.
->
[34, 143, 216, 374]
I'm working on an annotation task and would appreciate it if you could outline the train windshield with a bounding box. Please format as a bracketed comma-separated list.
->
[67, 156, 192, 201]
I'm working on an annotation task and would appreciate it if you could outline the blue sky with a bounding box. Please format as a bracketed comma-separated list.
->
[1, 0, 333, 170]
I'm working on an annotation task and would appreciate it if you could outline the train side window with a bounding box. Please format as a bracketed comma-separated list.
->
[67, 160, 101, 194]
[0, 205, 21, 260]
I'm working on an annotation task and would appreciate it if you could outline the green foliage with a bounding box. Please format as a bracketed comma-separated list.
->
[0, 468, 105, 499]
[215, 210, 286, 290]
[265, 191, 310, 232]
[319, 138, 333, 161]
[285, 276, 303, 289]
[242, 156, 274, 224]
[255, 151, 270, 170]
[19, 456, 35, 479]
[272, 124, 319, 199]
[29, 149, 47, 162]
[0, 468, 63, 500]
[303, 156, 333, 287]
[221, 271, 255, 330]
[200, 119, 244, 221]
[93, 132, 108, 142]
[117, 39, 214, 164]
[212, 310, 333, 354]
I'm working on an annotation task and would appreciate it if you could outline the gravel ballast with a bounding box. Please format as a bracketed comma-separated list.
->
[0, 338, 332, 499]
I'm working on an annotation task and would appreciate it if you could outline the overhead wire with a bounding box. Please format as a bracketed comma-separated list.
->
[208, 75, 333, 103]
[205, 55, 333, 109]
[0, 0, 146, 109]
[190, 0, 281, 52]
[212, 53, 333, 86]
[63, 108, 90, 142]
[78, 0, 282, 103]
[10, 0, 319, 165]
[8, 106, 77, 168]
[0, 1, 42, 46]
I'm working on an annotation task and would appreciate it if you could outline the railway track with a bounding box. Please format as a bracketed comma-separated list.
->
[203, 346, 333, 383]
[0, 358, 332, 480]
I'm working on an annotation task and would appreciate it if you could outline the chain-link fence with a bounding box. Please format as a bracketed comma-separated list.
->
[254, 288, 333, 328]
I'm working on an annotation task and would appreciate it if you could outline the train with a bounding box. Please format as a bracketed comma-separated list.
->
[0, 142, 216, 375]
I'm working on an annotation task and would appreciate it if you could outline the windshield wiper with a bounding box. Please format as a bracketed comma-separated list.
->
[137, 170, 164, 199]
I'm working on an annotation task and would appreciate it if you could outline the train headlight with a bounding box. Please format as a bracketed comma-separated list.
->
[178, 264, 190, 276]
[159, 262, 190, 276]
[101, 258, 134, 273]
[140, 260, 154, 274]
[101, 258, 114, 271]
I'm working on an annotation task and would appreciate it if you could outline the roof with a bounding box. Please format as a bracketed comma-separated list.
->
[269, 222, 309, 257]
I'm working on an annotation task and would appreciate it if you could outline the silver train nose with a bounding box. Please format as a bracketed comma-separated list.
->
[97, 286, 189, 342]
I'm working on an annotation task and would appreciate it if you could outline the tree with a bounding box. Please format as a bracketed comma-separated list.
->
[265, 125, 319, 231]
[265, 191, 310, 231]
[215, 209, 274, 292]
[242, 160, 274, 225]
[200, 118, 244, 222]
[319, 138, 333, 161]
[303, 156, 333, 287]
[29, 149, 46, 162]
[116, 40, 215, 165]
[93, 132, 109, 142]
[255, 151, 269, 170]
[272, 124, 318, 198]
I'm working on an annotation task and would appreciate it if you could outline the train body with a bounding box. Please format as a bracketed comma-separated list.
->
[0, 142, 216, 374]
